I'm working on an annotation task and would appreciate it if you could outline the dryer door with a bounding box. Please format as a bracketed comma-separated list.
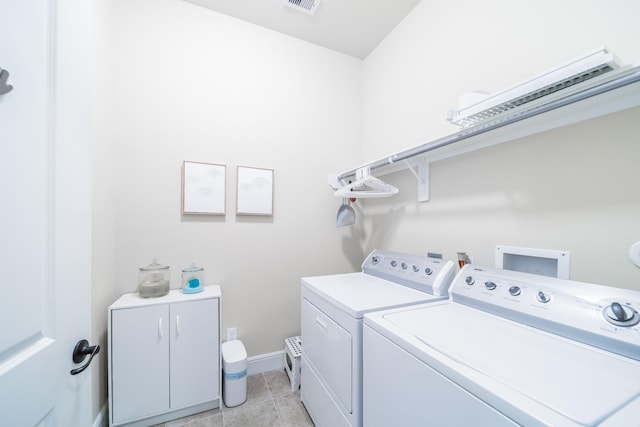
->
[302, 299, 352, 413]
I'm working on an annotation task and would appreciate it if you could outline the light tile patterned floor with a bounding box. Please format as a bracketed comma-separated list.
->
[155, 370, 314, 427]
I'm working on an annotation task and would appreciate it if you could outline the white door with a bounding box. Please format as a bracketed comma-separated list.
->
[0, 0, 93, 426]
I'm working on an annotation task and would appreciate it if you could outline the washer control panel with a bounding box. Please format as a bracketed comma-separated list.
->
[452, 265, 640, 361]
[362, 249, 455, 297]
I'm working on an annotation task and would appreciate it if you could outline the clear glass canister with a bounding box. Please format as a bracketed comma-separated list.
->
[138, 258, 170, 298]
[182, 263, 204, 289]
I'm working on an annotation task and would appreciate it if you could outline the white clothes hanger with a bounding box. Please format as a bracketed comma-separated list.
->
[334, 166, 399, 198]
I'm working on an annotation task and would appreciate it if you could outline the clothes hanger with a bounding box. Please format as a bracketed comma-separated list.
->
[334, 166, 399, 198]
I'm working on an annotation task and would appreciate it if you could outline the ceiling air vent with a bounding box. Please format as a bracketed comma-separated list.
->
[283, 0, 321, 16]
[447, 48, 622, 128]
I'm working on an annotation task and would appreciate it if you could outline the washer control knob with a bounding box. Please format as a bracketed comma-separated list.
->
[390, 260, 398, 267]
[465, 276, 475, 285]
[412, 265, 420, 273]
[371, 256, 381, 265]
[536, 291, 551, 304]
[604, 302, 640, 326]
[424, 268, 433, 276]
[508, 286, 521, 296]
[484, 281, 497, 291]
[401, 262, 408, 270]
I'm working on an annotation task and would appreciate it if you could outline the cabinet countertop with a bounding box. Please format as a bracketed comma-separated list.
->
[109, 285, 221, 310]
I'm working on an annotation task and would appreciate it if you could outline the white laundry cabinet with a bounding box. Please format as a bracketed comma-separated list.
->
[108, 286, 221, 427]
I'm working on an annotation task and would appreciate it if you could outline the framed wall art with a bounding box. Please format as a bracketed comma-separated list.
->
[182, 161, 226, 215]
[236, 166, 274, 216]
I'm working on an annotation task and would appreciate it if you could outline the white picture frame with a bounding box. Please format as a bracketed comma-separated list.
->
[182, 161, 226, 215]
[236, 166, 274, 216]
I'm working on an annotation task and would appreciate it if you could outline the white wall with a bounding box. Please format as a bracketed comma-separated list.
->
[361, 0, 640, 289]
[103, 0, 363, 361]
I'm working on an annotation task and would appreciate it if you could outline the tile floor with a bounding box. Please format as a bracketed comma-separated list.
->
[154, 369, 314, 427]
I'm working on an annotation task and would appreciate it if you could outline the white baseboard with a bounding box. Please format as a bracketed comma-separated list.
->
[93, 404, 107, 427]
[247, 350, 285, 375]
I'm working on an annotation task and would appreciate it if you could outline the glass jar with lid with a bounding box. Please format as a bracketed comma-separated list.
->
[138, 258, 170, 298]
[181, 263, 204, 293]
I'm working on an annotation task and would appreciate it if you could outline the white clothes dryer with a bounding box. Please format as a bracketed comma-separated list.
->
[364, 265, 640, 427]
[301, 249, 455, 427]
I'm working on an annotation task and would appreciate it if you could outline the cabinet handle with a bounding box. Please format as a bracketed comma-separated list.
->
[176, 315, 181, 336]
[158, 318, 163, 338]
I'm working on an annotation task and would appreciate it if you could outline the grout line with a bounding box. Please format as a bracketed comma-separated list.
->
[265, 372, 285, 427]
[264, 372, 285, 427]
[272, 399, 283, 427]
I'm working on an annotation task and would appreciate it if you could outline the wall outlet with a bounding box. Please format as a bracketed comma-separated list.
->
[227, 327, 237, 341]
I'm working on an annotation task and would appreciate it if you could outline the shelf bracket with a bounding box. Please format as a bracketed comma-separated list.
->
[404, 159, 429, 202]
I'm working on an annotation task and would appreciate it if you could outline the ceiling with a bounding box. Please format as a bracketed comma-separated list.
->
[182, 0, 423, 59]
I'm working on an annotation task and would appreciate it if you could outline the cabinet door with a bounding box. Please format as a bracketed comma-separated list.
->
[170, 298, 219, 409]
[111, 304, 169, 424]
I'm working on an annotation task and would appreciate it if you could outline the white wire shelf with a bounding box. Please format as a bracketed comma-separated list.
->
[334, 63, 640, 201]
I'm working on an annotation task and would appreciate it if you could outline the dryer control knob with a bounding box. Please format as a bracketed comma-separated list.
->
[465, 276, 475, 285]
[390, 260, 398, 267]
[401, 262, 408, 270]
[412, 265, 420, 273]
[424, 268, 433, 276]
[508, 286, 521, 296]
[536, 291, 551, 303]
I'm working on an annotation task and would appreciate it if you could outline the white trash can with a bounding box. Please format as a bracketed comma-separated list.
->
[222, 340, 247, 407]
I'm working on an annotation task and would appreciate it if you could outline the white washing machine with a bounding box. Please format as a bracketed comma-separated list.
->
[301, 249, 455, 427]
[364, 265, 640, 427]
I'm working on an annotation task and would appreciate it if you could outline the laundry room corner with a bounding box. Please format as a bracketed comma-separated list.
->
[91, 0, 118, 423]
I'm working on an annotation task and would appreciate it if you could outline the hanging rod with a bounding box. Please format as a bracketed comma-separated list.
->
[337, 66, 640, 182]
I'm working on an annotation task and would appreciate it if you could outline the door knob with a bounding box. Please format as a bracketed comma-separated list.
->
[70, 339, 100, 375]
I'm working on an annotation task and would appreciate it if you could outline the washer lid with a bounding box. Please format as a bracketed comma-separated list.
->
[379, 303, 640, 426]
[302, 273, 442, 318]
